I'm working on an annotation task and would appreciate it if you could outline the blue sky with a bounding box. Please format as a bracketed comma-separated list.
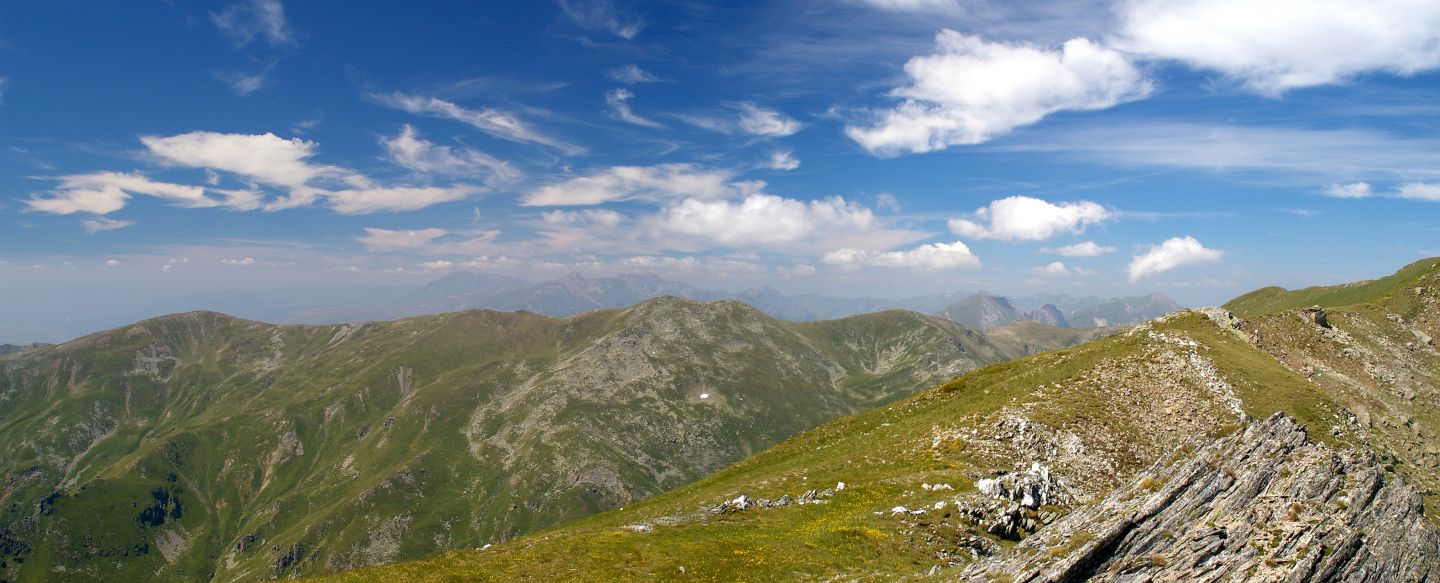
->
[2, 0, 1439, 341]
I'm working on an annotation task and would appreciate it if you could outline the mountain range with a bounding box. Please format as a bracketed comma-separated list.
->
[932, 291, 1180, 331]
[277, 271, 1179, 331]
[1, 271, 1179, 346]
[318, 258, 1440, 581]
[0, 298, 1112, 581]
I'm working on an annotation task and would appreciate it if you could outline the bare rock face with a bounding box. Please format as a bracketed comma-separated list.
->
[960, 414, 1440, 582]
[1301, 305, 1331, 328]
[1025, 305, 1070, 328]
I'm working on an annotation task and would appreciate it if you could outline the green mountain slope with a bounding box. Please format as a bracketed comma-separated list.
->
[1224, 257, 1440, 318]
[321, 260, 1440, 581]
[0, 298, 1049, 582]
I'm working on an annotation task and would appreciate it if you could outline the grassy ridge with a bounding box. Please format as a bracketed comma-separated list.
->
[1225, 257, 1440, 318]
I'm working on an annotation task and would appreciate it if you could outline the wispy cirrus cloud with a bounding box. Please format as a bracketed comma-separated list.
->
[373, 92, 584, 154]
[81, 217, 136, 235]
[604, 89, 664, 128]
[558, 0, 645, 39]
[381, 125, 520, 185]
[211, 0, 295, 48]
[997, 122, 1440, 182]
[608, 64, 660, 84]
[522, 163, 756, 206]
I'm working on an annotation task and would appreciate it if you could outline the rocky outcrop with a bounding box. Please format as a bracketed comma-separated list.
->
[1300, 305, 1331, 328]
[1024, 305, 1070, 328]
[959, 414, 1440, 582]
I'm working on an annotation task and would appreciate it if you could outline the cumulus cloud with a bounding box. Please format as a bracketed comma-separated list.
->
[1115, 0, 1440, 96]
[374, 92, 583, 154]
[81, 217, 136, 235]
[847, 31, 1151, 156]
[652, 195, 878, 246]
[142, 131, 337, 189]
[1032, 261, 1092, 276]
[381, 125, 518, 183]
[604, 88, 664, 128]
[738, 103, 802, 137]
[358, 227, 450, 252]
[823, 241, 981, 271]
[766, 150, 800, 171]
[1398, 183, 1440, 202]
[1323, 182, 1374, 199]
[1127, 236, 1225, 282]
[420, 259, 454, 270]
[104, 259, 120, 268]
[211, 0, 294, 48]
[948, 196, 1111, 241]
[609, 64, 659, 83]
[522, 163, 756, 206]
[1049, 240, 1117, 257]
[222, 257, 257, 266]
[26, 172, 216, 215]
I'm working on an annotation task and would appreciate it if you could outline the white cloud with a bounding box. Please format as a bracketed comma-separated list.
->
[652, 195, 878, 246]
[26, 185, 127, 215]
[852, 0, 966, 14]
[609, 64, 659, 83]
[104, 259, 120, 268]
[766, 150, 800, 171]
[1032, 261, 1092, 276]
[605, 89, 664, 128]
[1398, 183, 1440, 202]
[542, 209, 625, 228]
[1323, 182, 1374, 199]
[847, 31, 1151, 156]
[875, 193, 901, 213]
[26, 172, 215, 215]
[358, 227, 450, 252]
[218, 70, 271, 96]
[81, 217, 136, 235]
[381, 124, 518, 183]
[420, 259, 454, 270]
[948, 196, 1111, 241]
[1116, 0, 1440, 96]
[327, 186, 480, 214]
[999, 122, 1440, 181]
[522, 164, 755, 206]
[558, 0, 645, 39]
[142, 131, 336, 189]
[211, 0, 294, 48]
[738, 103, 801, 137]
[1050, 241, 1117, 257]
[1127, 236, 1225, 282]
[823, 241, 981, 271]
[222, 257, 257, 266]
[780, 263, 818, 277]
[374, 92, 583, 154]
